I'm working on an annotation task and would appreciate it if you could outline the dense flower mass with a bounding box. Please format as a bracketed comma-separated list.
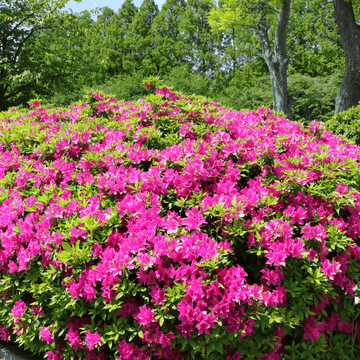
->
[0, 85, 359, 359]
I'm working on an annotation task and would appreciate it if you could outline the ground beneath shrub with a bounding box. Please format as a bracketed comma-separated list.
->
[0, 340, 41, 360]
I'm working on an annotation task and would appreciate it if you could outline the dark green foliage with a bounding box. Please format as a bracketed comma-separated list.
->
[149, 0, 189, 75]
[35, 72, 151, 109]
[122, 0, 160, 75]
[100, 0, 139, 79]
[285, 0, 346, 78]
[286, 68, 344, 127]
[163, 65, 214, 98]
[323, 102, 360, 146]
[178, 0, 224, 78]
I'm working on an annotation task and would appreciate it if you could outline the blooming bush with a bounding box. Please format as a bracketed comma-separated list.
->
[0, 79, 360, 360]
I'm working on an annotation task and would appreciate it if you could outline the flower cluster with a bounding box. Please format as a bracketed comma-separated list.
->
[0, 86, 359, 359]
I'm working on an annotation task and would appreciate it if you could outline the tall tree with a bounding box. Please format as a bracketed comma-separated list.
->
[101, 0, 139, 76]
[208, 0, 294, 120]
[282, 0, 345, 77]
[178, 0, 224, 78]
[72, 6, 120, 86]
[211, 0, 350, 81]
[0, 0, 100, 112]
[216, 27, 264, 81]
[207, 0, 360, 119]
[332, 0, 360, 114]
[123, 0, 159, 76]
[150, 0, 191, 76]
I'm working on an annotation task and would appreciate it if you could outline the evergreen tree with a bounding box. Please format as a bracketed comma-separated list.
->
[150, 0, 191, 77]
[99, 0, 139, 79]
[123, 0, 160, 76]
[71, 6, 119, 87]
[178, 0, 224, 78]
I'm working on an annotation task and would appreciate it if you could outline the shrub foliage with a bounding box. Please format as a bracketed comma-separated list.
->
[0, 81, 359, 360]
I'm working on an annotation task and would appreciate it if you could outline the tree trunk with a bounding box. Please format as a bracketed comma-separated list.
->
[333, 0, 360, 115]
[256, 0, 294, 120]
[0, 85, 6, 112]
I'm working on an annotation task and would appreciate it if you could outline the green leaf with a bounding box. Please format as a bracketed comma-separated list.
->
[62, 242, 72, 252]
[215, 341, 223, 355]
[159, 317, 164, 327]
[206, 342, 216, 355]
[58, 252, 71, 263]
[75, 240, 80, 254]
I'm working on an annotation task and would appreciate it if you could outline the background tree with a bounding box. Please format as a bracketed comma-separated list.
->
[285, 0, 346, 78]
[98, 0, 139, 80]
[207, 0, 360, 118]
[332, 0, 360, 114]
[123, 0, 159, 76]
[216, 27, 266, 82]
[0, 0, 99, 112]
[208, 0, 295, 119]
[178, 0, 224, 78]
[150, 0, 191, 76]
[82, 6, 118, 85]
[75, 1, 140, 86]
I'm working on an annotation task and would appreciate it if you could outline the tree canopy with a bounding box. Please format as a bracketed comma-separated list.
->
[0, 0, 358, 117]
[0, 0, 103, 111]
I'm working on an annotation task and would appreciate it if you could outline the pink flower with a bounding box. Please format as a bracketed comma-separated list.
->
[195, 312, 217, 336]
[8, 261, 18, 273]
[345, 278, 356, 296]
[301, 223, 327, 241]
[68, 279, 82, 299]
[155, 330, 175, 348]
[39, 326, 55, 344]
[260, 266, 285, 286]
[91, 243, 103, 257]
[302, 316, 321, 343]
[184, 206, 207, 231]
[260, 352, 281, 360]
[0, 326, 10, 341]
[65, 329, 83, 350]
[284, 205, 308, 225]
[150, 285, 166, 305]
[31, 304, 44, 316]
[29, 100, 41, 108]
[45, 344, 64, 360]
[320, 259, 341, 280]
[239, 318, 255, 338]
[264, 241, 289, 267]
[12, 300, 26, 318]
[233, 351, 243, 360]
[136, 305, 155, 326]
[274, 327, 285, 339]
[85, 330, 101, 350]
[83, 283, 97, 302]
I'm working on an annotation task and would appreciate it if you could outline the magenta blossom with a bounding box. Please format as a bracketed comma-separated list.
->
[39, 326, 55, 344]
[85, 330, 102, 350]
[11, 300, 26, 318]
[136, 305, 156, 326]
[320, 259, 341, 280]
[65, 328, 83, 350]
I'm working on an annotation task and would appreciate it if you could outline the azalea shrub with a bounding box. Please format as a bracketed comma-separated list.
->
[0, 77, 360, 360]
